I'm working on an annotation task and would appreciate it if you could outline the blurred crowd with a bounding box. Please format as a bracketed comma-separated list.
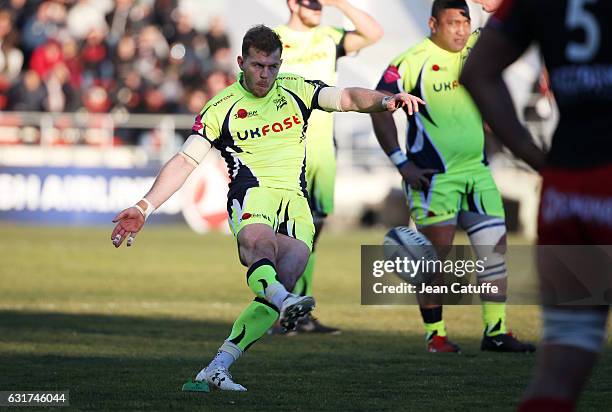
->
[0, 0, 236, 119]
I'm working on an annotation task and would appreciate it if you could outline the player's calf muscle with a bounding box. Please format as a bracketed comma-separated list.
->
[276, 243, 309, 289]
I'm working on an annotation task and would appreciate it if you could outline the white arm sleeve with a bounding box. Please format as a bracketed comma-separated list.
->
[317, 86, 344, 112]
[179, 135, 212, 166]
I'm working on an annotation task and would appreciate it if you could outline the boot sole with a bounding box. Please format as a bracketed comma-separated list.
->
[280, 297, 316, 331]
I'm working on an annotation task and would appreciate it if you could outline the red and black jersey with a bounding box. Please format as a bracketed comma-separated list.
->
[488, 0, 612, 168]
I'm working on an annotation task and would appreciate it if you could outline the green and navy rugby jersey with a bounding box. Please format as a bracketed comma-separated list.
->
[376, 32, 485, 173]
[275, 25, 346, 86]
[190, 73, 328, 194]
[275, 25, 346, 146]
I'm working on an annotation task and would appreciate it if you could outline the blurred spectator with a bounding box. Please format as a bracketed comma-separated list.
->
[80, 27, 113, 88]
[204, 17, 232, 74]
[61, 36, 82, 89]
[135, 25, 168, 85]
[120, 0, 154, 33]
[113, 69, 144, 145]
[114, 69, 144, 113]
[204, 69, 232, 101]
[192, 33, 211, 65]
[0, 10, 23, 109]
[152, 0, 176, 41]
[113, 33, 137, 79]
[0, 0, 34, 32]
[22, 1, 67, 53]
[142, 87, 166, 114]
[30, 39, 63, 79]
[66, 0, 107, 40]
[205, 16, 230, 57]
[44, 63, 70, 112]
[172, 10, 196, 46]
[211, 46, 234, 74]
[181, 88, 207, 115]
[9, 70, 46, 111]
[138, 24, 169, 61]
[178, 33, 213, 88]
[83, 84, 111, 113]
[106, 0, 134, 45]
[161, 57, 184, 113]
[1, 0, 236, 145]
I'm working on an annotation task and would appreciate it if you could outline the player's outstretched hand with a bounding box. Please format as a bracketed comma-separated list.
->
[111, 207, 145, 248]
[385, 93, 425, 115]
[398, 162, 438, 191]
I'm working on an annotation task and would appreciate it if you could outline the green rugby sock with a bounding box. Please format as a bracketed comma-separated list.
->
[424, 320, 447, 340]
[225, 298, 280, 352]
[247, 259, 282, 299]
[482, 302, 507, 337]
[420, 307, 445, 340]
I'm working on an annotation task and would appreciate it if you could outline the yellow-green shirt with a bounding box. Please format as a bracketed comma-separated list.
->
[376, 31, 485, 173]
[275, 25, 346, 146]
[192, 73, 328, 195]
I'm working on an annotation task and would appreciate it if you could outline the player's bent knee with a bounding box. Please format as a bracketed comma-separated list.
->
[464, 216, 508, 282]
[238, 226, 278, 266]
[543, 307, 609, 353]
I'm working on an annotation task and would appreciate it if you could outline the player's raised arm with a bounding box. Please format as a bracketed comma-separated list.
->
[317, 86, 423, 114]
[110, 133, 212, 248]
[320, 0, 383, 53]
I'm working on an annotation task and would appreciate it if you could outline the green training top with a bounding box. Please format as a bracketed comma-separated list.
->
[190, 73, 328, 195]
[376, 31, 485, 173]
[275, 25, 346, 145]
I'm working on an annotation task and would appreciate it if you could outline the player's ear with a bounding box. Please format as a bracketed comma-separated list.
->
[428, 16, 438, 34]
[237, 55, 245, 71]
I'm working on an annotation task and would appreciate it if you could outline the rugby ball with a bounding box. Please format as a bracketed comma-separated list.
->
[383, 226, 438, 285]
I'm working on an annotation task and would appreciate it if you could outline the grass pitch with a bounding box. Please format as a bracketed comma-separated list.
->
[0, 225, 610, 411]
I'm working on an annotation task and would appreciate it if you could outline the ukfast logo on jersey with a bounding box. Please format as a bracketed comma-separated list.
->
[433, 80, 460, 93]
[235, 115, 302, 140]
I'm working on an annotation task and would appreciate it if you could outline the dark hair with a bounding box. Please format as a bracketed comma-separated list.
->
[241, 25, 283, 58]
[431, 0, 470, 19]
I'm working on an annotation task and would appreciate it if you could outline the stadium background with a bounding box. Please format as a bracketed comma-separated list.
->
[2, 1, 609, 411]
[0, 0, 553, 235]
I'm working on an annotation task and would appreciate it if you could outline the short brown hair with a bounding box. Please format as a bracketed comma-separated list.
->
[241, 25, 283, 58]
